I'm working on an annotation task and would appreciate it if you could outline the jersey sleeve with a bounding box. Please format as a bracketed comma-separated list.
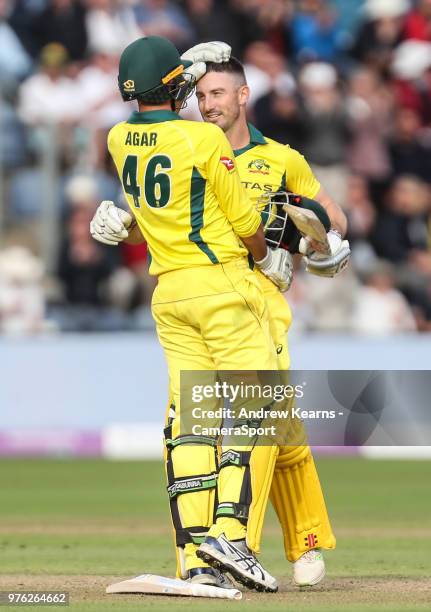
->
[107, 125, 119, 161]
[284, 146, 321, 199]
[203, 128, 261, 238]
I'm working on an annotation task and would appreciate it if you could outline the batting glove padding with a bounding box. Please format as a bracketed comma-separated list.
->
[90, 200, 134, 246]
[301, 230, 351, 278]
[181, 41, 231, 82]
[255, 248, 293, 292]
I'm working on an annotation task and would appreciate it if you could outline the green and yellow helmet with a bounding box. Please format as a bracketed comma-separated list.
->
[118, 36, 194, 105]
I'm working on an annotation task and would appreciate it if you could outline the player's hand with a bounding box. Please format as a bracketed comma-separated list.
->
[300, 230, 350, 277]
[181, 41, 231, 82]
[255, 247, 293, 292]
[90, 200, 134, 246]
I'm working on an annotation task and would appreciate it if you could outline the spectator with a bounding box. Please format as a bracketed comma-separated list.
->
[84, 0, 141, 56]
[301, 267, 361, 331]
[371, 175, 430, 262]
[352, 0, 409, 73]
[254, 73, 303, 148]
[0, 0, 32, 93]
[184, 0, 248, 56]
[8, 0, 46, 58]
[56, 178, 122, 329]
[390, 39, 431, 123]
[371, 175, 431, 327]
[287, 0, 347, 63]
[243, 41, 291, 106]
[403, 0, 431, 41]
[345, 174, 379, 276]
[352, 261, 417, 334]
[389, 107, 431, 182]
[18, 43, 81, 125]
[9, 154, 56, 220]
[0, 101, 28, 170]
[0, 247, 49, 335]
[134, 0, 194, 50]
[32, 0, 88, 61]
[346, 174, 377, 244]
[77, 50, 130, 128]
[329, 0, 365, 37]
[230, 0, 290, 56]
[346, 67, 393, 190]
[297, 61, 350, 205]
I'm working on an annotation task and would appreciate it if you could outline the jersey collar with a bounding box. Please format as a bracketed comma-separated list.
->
[127, 110, 181, 124]
[233, 123, 267, 156]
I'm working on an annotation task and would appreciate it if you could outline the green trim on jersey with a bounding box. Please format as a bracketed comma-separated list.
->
[127, 110, 181, 124]
[233, 142, 255, 156]
[189, 168, 219, 264]
[233, 123, 267, 157]
[248, 123, 267, 145]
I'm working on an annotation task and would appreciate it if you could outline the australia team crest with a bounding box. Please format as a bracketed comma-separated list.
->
[248, 159, 270, 175]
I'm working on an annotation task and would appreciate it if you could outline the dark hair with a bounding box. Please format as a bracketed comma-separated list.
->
[204, 57, 247, 84]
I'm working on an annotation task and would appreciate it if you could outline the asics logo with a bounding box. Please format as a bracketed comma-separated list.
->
[221, 537, 265, 580]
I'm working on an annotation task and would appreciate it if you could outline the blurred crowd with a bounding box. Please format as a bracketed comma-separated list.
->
[0, 0, 430, 334]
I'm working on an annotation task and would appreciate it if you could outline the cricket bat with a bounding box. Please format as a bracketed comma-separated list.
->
[106, 574, 242, 600]
[282, 202, 331, 255]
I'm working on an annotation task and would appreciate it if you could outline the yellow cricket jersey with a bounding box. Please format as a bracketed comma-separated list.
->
[108, 110, 261, 276]
[233, 123, 321, 209]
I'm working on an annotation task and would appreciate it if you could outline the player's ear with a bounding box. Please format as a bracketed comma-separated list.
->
[238, 85, 250, 107]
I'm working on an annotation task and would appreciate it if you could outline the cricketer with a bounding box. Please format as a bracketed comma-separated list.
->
[90, 36, 294, 593]
[195, 56, 351, 587]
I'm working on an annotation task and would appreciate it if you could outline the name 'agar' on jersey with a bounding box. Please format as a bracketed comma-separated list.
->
[125, 131, 158, 146]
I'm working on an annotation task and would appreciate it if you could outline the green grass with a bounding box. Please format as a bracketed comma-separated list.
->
[0, 458, 430, 611]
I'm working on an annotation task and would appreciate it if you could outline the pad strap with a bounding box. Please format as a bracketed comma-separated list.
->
[219, 449, 251, 468]
[216, 501, 249, 521]
[164, 424, 218, 546]
[167, 473, 218, 498]
[217, 450, 252, 525]
[165, 434, 218, 449]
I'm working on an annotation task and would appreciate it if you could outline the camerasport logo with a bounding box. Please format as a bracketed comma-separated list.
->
[220, 156, 235, 171]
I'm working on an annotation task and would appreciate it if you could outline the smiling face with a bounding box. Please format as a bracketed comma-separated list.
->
[196, 70, 249, 133]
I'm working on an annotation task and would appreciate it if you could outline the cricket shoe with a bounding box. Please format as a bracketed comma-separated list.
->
[187, 567, 235, 589]
[293, 549, 325, 586]
[197, 534, 278, 592]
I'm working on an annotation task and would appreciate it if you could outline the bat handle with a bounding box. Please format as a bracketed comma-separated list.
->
[190, 584, 243, 599]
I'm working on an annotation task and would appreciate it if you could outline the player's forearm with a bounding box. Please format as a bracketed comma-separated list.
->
[241, 224, 268, 261]
[124, 221, 146, 245]
[315, 187, 347, 237]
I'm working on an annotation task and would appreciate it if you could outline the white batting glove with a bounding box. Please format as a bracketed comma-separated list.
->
[90, 200, 134, 246]
[300, 230, 351, 278]
[256, 248, 293, 292]
[181, 41, 231, 82]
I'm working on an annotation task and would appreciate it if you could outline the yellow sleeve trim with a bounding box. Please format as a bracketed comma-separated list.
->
[235, 212, 262, 238]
